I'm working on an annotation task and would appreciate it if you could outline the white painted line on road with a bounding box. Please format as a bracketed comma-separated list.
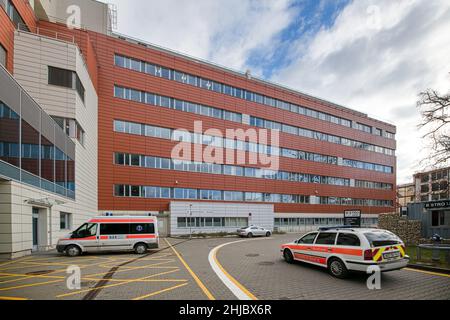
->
[208, 238, 270, 300]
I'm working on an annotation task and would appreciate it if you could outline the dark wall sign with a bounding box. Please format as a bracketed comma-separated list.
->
[424, 200, 450, 209]
[344, 210, 361, 227]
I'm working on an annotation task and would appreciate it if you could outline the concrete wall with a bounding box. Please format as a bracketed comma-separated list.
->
[12, 31, 98, 226]
[0, 180, 94, 259]
[169, 201, 274, 235]
[34, 0, 110, 34]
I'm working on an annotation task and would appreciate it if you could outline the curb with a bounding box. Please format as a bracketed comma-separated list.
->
[407, 263, 450, 275]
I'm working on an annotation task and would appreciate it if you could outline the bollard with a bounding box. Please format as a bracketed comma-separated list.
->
[431, 234, 442, 262]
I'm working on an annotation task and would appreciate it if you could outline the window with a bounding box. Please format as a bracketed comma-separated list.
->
[5, 0, 27, 30]
[60, 212, 71, 230]
[298, 233, 317, 244]
[431, 211, 447, 227]
[0, 44, 6, 68]
[48, 66, 85, 102]
[315, 233, 337, 245]
[130, 223, 155, 234]
[73, 223, 97, 238]
[100, 223, 130, 235]
[336, 233, 360, 246]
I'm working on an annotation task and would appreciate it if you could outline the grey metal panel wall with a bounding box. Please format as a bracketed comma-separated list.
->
[0, 67, 21, 115]
[40, 111, 55, 142]
[21, 91, 41, 132]
[54, 127, 67, 153]
[66, 137, 75, 160]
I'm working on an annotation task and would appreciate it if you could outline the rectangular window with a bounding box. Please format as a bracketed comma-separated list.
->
[100, 223, 130, 235]
[60, 212, 72, 230]
[48, 66, 85, 102]
[0, 44, 6, 68]
[49, 66, 73, 88]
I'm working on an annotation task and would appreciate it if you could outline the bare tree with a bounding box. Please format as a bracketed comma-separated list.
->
[418, 88, 450, 166]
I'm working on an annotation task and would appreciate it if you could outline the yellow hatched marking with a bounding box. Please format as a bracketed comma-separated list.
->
[132, 283, 189, 300]
[56, 268, 180, 298]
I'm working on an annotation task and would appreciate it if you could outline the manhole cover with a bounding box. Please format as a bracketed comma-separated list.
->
[258, 261, 274, 266]
[246, 254, 259, 257]
[26, 270, 54, 275]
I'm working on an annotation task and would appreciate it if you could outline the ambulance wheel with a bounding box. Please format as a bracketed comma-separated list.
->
[66, 245, 81, 257]
[134, 243, 148, 255]
[283, 249, 294, 264]
[328, 258, 349, 279]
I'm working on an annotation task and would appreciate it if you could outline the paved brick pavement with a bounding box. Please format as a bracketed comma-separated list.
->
[217, 234, 450, 300]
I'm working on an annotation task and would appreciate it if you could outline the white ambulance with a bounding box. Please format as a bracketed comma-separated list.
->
[57, 216, 159, 257]
[281, 227, 409, 278]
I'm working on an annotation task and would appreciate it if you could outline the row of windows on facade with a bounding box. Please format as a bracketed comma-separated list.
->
[420, 193, 449, 202]
[249, 116, 395, 156]
[114, 86, 242, 123]
[114, 54, 395, 140]
[114, 85, 395, 157]
[114, 152, 393, 190]
[274, 217, 379, 228]
[420, 181, 448, 194]
[420, 170, 449, 183]
[114, 185, 393, 207]
[48, 66, 85, 103]
[177, 217, 248, 229]
[113, 119, 394, 174]
[0, 102, 75, 196]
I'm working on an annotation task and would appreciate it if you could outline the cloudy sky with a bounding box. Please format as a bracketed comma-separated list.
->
[100, 0, 450, 184]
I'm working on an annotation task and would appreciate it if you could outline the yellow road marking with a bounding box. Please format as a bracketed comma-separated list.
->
[211, 243, 258, 300]
[164, 238, 215, 300]
[0, 296, 28, 300]
[56, 268, 181, 298]
[0, 258, 127, 290]
[0, 271, 185, 284]
[405, 268, 450, 278]
[132, 283, 189, 300]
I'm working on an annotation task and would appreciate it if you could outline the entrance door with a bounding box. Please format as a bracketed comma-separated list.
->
[32, 208, 39, 251]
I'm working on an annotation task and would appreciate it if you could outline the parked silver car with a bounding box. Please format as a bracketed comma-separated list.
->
[237, 226, 272, 238]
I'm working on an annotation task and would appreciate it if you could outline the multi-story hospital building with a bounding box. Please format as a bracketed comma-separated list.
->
[0, 0, 396, 258]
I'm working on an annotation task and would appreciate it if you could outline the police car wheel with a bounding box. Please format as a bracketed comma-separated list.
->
[134, 243, 147, 255]
[328, 258, 349, 279]
[283, 249, 294, 264]
[66, 245, 81, 257]
[247, 233, 253, 238]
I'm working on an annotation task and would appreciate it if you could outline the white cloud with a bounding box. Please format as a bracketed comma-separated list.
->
[272, 0, 450, 184]
[105, 0, 295, 71]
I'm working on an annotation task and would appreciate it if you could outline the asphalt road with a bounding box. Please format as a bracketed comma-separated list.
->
[0, 235, 448, 300]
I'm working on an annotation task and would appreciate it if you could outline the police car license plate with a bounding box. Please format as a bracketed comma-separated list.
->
[383, 251, 400, 260]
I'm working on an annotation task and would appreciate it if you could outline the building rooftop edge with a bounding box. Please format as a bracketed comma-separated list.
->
[110, 31, 396, 129]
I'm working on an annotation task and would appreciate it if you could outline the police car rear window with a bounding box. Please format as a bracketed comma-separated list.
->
[364, 231, 400, 247]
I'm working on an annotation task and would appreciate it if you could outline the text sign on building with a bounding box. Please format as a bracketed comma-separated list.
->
[344, 210, 361, 227]
[424, 200, 450, 209]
